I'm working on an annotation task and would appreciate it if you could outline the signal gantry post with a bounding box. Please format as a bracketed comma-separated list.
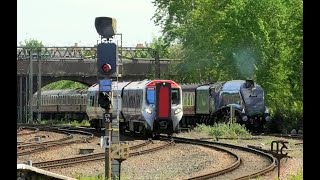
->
[98, 80, 113, 179]
[95, 16, 122, 180]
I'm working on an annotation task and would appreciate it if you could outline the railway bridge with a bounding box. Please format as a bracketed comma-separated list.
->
[17, 46, 179, 122]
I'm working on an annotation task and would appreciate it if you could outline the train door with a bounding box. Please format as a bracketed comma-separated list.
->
[154, 82, 172, 132]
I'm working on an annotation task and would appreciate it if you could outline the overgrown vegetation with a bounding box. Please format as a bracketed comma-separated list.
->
[42, 80, 88, 90]
[75, 174, 127, 180]
[76, 174, 104, 180]
[288, 169, 303, 180]
[39, 120, 90, 127]
[195, 123, 251, 140]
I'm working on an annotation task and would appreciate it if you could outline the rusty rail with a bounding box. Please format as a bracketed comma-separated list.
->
[33, 140, 170, 170]
[17, 127, 94, 156]
[162, 136, 276, 180]
[17, 127, 39, 136]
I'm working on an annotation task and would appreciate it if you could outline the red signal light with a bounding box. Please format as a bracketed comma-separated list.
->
[102, 63, 111, 73]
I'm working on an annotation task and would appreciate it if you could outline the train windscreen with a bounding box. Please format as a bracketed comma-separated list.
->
[171, 89, 180, 105]
[146, 88, 155, 105]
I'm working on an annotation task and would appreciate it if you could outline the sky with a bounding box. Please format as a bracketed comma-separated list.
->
[17, 0, 162, 47]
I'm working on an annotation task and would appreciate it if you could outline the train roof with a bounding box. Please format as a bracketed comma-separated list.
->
[197, 85, 212, 90]
[180, 84, 200, 90]
[146, 79, 181, 88]
[221, 80, 262, 91]
[123, 79, 150, 90]
[221, 80, 246, 91]
[88, 81, 131, 92]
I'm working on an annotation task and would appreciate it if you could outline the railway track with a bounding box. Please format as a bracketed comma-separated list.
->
[33, 139, 173, 170]
[160, 136, 276, 180]
[17, 127, 94, 156]
[17, 127, 39, 136]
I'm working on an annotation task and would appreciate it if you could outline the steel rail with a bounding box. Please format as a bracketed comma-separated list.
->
[162, 136, 276, 180]
[33, 140, 170, 170]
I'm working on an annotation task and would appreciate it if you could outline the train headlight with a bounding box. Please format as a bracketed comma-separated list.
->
[174, 108, 182, 115]
[241, 109, 245, 114]
[145, 108, 152, 114]
[242, 116, 248, 121]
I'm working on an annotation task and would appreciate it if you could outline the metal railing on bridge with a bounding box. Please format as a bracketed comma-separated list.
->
[17, 47, 180, 62]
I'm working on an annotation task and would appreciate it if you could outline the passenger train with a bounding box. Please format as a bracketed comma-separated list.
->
[32, 79, 269, 133]
[33, 79, 183, 136]
[86, 80, 183, 136]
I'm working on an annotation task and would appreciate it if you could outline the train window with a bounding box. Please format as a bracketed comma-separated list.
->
[88, 96, 93, 106]
[122, 91, 128, 109]
[146, 88, 155, 105]
[182, 93, 187, 105]
[83, 96, 87, 105]
[75, 96, 78, 105]
[171, 89, 180, 105]
[71, 96, 74, 104]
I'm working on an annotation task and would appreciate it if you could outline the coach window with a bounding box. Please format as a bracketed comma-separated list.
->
[90, 96, 94, 106]
[146, 88, 155, 105]
[73, 96, 76, 104]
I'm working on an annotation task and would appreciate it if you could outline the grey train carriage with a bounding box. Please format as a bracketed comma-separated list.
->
[32, 89, 87, 121]
[86, 79, 183, 136]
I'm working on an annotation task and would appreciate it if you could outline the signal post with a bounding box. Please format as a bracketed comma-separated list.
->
[95, 17, 118, 180]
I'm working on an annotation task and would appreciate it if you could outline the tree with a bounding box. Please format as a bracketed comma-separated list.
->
[20, 39, 44, 48]
[152, 0, 303, 130]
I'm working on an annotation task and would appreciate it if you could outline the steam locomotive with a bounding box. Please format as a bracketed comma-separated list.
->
[179, 80, 270, 132]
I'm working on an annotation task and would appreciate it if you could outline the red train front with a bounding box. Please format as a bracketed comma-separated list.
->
[121, 79, 183, 136]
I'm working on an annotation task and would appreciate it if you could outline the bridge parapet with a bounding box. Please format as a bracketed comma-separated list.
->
[17, 46, 180, 62]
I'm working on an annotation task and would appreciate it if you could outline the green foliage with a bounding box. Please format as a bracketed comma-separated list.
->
[76, 174, 104, 180]
[288, 169, 303, 180]
[146, 36, 170, 58]
[75, 174, 129, 180]
[42, 80, 88, 90]
[39, 120, 90, 127]
[152, 0, 303, 129]
[195, 123, 251, 140]
[19, 38, 44, 48]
